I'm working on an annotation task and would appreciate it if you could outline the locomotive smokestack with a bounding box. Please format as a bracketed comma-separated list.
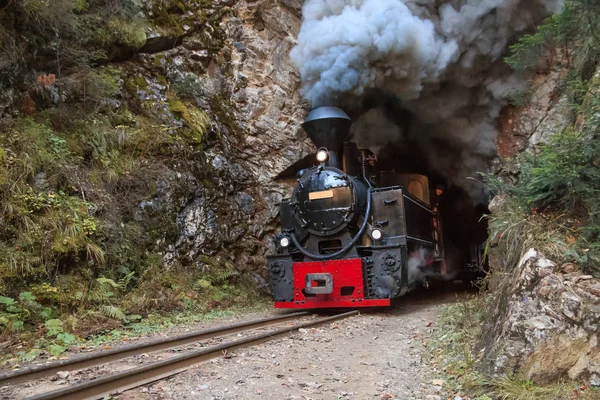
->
[302, 107, 352, 168]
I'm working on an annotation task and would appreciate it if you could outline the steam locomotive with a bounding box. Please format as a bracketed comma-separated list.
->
[267, 107, 449, 309]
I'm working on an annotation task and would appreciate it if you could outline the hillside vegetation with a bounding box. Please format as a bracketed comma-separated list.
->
[0, 0, 261, 357]
[487, 0, 600, 278]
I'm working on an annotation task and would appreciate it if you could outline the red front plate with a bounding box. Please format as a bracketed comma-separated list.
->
[274, 258, 390, 309]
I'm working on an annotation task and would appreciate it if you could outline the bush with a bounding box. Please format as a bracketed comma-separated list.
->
[505, 0, 600, 75]
[485, 128, 600, 275]
[485, 195, 580, 272]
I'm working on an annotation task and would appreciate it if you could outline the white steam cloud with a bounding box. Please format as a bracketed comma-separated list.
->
[291, 0, 458, 104]
[292, 0, 563, 198]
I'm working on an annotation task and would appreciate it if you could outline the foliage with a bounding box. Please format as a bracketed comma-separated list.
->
[506, 0, 600, 75]
[515, 130, 599, 210]
[0, 291, 79, 356]
[484, 134, 600, 275]
[483, 181, 586, 273]
[83, 68, 122, 106]
[427, 296, 489, 395]
[489, 0, 600, 277]
[1, 0, 146, 75]
[0, 292, 53, 333]
[0, 111, 182, 338]
[167, 92, 210, 146]
[504, 88, 534, 107]
[0, 0, 250, 366]
[480, 375, 600, 400]
[0, 77, 237, 344]
[72, 300, 269, 356]
[44, 319, 76, 356]
[504, 13, 563, 72]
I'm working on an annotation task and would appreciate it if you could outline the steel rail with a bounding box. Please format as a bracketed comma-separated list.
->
[0, 311, 309, 386]
[28, 310, 358, 400]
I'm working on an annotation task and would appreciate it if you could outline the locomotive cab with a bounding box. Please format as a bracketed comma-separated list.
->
[267, 107, 446, 309]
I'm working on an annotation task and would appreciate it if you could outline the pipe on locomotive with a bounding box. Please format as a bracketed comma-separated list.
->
[289, 188, 372, 261]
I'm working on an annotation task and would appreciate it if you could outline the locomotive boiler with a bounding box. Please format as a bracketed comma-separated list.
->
[267, 107, 447, 309]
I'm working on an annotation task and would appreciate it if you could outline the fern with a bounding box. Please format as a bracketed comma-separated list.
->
[100, 305, 126, 321]
[96, 277, 121, 289]
[195, 279, 212, 291]
[119, 271, 135, 291]
[88, 277, 119, 303]
[209, 268, 240, 286]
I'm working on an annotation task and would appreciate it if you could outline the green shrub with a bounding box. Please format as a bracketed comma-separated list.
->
[505, 88, 534, 107]
[484, 195, 580, 271]
[517, 130, 598, 210]
[485, 128, 600, 275]
[506, 1, 600, 75]
[0, 114, 169, 329]
[0, 292, 53, 333]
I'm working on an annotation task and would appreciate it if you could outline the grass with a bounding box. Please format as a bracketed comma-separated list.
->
[426, 295, 489, 396]
[485, 197, 579, 272]
[82, 298, 271, 348]
[481, 375, 600, 400]
[1, 296, 271, 366]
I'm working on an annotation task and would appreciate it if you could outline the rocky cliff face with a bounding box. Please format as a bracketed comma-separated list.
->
[481, 55, 600, 385]
[496, 53, 571, 159]
[129, 0, 313, 285]
[477, 249, 600, 386]
[0, 0, 313, 300]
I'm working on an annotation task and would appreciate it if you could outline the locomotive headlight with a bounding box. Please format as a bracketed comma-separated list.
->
[316, 148, 329, 163]
[371, 229, 383, 241]
[280, 236, 290, 248]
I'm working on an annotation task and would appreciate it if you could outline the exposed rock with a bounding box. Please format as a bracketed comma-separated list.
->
[33, 172, 50, 191]
[168, 1, 312, 275]
[484, 53, 598, 385]
[497, 53, 571, 158]
[477, 249, 600, 385]
[56, 371, 70, 380]
[137, 172, 198, 218]
[106, 1, 312, 279]
[0, 88, 16, 121]
[488, 193, 509, 214]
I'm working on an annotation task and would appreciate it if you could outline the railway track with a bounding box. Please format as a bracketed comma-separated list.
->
[0, 310, 358, 400]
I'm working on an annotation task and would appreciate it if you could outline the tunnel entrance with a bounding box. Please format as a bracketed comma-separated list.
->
[438, 187, 489, 279]
[346, 92, 491, 279]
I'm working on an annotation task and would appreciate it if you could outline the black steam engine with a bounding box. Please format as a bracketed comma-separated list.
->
[267, 107, 447, 309]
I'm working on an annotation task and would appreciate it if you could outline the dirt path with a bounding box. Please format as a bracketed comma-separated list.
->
[119, 288, 467, 400]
